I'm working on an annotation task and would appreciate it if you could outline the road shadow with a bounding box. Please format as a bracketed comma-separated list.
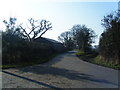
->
[14, 65, 118, 86]
[2, 70, 62, 89]
[3, 50, 118, 87]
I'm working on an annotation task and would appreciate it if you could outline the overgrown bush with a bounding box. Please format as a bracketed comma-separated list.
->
[2, 32, 54, 65]
[75, 50, 84, 56]
[99, 10, 120, 64]
[2, 17, 61, 65]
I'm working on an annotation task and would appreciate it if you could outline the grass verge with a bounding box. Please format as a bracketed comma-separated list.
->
[91, 56, 120, 70]
[76, 50, 120, 70]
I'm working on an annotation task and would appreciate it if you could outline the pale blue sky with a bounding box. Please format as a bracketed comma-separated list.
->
[0, 0, 118, 45]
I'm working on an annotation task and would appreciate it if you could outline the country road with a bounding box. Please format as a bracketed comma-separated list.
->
[2, 51, 119, 88]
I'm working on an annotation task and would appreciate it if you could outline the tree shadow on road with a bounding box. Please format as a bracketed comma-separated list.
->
[15, 65, 118, 86]
[3, 50, 118, 87]
[2, 70, 62, 89]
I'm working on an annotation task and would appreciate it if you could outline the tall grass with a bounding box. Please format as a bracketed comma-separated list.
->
[76, 50, 120, 70]
[92, 56, 120, 70]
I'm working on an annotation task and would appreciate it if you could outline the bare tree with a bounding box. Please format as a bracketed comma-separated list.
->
[20, 18, 52, 41]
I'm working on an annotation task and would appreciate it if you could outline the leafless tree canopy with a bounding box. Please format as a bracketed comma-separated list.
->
[20, 18, 52, 41]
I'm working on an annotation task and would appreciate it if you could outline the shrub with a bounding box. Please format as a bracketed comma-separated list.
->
[2, 32, 54, 65]
[75, 50, 84, 56]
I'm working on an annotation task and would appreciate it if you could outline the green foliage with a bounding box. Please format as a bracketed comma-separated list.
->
[3, 17, 22, 37]
[92, 56, 120, 70]
[2, 17, 59, 66]
[58, 25, 96, 52]
[75, 10, 120, 70]
[58, 31, 74, 50]
[2, 53, 59, 69]
[71, 25, 96, 53]
[76, 50, 119, 70]
[75, 50, 84, 56]
[76, 49, 98, 62]
[99, 10, 120, 64]
[2, 32, 54, 64]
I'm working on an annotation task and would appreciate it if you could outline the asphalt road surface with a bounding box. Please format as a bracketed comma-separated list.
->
[2, 51, 119, 88]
